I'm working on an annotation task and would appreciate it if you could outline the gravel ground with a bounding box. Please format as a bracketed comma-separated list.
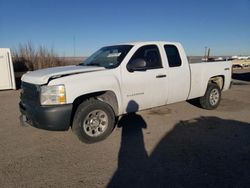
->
[0, 70, 249, 188]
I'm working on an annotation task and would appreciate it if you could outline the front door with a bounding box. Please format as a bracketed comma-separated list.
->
[121, 45, 168, 113]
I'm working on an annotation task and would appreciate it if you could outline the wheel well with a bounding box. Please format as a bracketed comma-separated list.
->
[208, 75, 224, 90]
[232, 64, 243, 69]
[70, 91, 119, 126]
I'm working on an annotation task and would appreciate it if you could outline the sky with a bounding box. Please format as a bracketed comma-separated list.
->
[0, 0, 249, 56]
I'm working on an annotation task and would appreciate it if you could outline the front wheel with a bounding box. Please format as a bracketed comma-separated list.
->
[72, 99, 115, 143]
[199, 83, 221, 110]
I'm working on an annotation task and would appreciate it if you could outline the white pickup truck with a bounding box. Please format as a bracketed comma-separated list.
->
[20, 41, 232, 143]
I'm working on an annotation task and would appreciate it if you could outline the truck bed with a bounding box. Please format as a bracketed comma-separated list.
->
[188, 61, 232, 99]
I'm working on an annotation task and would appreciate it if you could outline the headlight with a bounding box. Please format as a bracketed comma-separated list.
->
[40, 85, 66, 105]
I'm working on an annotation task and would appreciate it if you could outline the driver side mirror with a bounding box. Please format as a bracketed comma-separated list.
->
[127, 58, 147, 72]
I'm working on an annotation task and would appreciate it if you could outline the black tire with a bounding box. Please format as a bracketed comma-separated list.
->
[199, 83, 221, 110]
[72, 99, 115, 144]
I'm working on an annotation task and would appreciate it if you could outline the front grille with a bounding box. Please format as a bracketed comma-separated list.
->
[20, 82, 40, 105]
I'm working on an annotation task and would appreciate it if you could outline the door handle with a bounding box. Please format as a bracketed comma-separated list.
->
[156, 74, 166, 78]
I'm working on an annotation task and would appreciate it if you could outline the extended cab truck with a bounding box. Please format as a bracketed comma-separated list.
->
[19, 41, 232, 143]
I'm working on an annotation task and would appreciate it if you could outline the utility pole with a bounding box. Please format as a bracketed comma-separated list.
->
[207, 48, 210, 60]
[204, 46, 208, 60]
[73, 36, 76, 57]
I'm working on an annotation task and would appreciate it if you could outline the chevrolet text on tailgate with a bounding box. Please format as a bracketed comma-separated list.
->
[19, 41, 232, 143]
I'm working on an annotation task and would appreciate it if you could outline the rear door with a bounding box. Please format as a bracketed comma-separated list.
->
[121, 45, 168, 113]
[164, 44, 190, 104]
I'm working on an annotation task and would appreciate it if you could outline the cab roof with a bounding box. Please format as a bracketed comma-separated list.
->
[120, 41, 180, 46]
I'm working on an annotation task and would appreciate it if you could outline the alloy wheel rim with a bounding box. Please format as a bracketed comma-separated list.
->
[83, 110, 108, 137]
[209, 88, 219, 106]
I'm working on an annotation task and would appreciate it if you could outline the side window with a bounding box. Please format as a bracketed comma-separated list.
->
[129, 45, 162, 69]
[164, 45, 182, 67]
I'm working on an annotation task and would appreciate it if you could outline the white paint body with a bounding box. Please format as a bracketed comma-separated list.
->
[0, 48, 16, 90]
[21, 41, 232, 115]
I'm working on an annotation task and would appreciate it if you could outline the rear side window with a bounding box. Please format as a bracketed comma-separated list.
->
[164, 45, 182, 67]
[129, 45, 162, 69]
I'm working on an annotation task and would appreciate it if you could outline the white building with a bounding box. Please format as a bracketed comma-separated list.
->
[0, 48, 16, 90]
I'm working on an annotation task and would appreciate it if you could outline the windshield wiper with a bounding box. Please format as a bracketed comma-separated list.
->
[87, 63, 101, 66]
[81, 62, 104, 67]
[78, 63, 101, 66]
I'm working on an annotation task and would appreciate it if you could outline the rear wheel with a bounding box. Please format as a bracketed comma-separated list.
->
[199, 83, 221, 110]
[72, 99, 115, 143]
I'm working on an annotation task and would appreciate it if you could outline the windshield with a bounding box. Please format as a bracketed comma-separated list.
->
[79, 45, 133, 68]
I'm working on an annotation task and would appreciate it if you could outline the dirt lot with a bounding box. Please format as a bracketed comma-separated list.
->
[0, 69, 250, 188]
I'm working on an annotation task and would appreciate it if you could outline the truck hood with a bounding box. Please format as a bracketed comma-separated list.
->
[21, 65, 105, 85]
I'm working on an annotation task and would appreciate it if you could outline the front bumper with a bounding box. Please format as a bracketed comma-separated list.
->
[19, 102, 72, 131]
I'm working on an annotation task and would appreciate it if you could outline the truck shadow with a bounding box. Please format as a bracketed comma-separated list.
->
[108, 115, 250, 188]
[232, 72, 250, 82]
[186, 98, 201, 108]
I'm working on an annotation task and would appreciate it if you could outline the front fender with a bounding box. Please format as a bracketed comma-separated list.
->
[49, 71, 123, 114]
